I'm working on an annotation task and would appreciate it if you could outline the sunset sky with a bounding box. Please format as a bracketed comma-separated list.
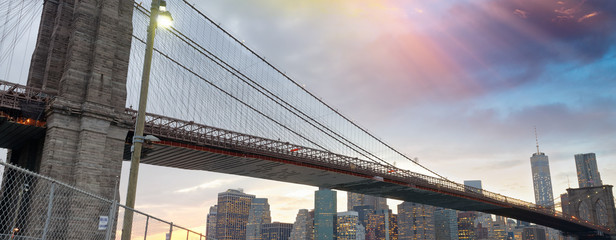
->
[1, 0, 615, 235]
[119, 0, 616, 231]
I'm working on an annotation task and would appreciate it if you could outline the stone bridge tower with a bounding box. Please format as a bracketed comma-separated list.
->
[25, 0, 133, 196]
[3, 0, 134, 238]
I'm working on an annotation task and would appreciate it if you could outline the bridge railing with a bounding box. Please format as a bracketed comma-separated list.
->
[0, 80, 55, 105]
[0, 161, 206, 240]
[0, 80, 54, 123]
[379, 160, 610, 232]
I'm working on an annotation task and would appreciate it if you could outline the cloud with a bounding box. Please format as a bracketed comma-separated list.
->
[445, 0, 616, 64]
[578, 11, 599, 22]
[514, 9, 528, 18]
[175, 179, 237, 193]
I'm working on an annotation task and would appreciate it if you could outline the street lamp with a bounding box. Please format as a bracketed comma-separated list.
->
[121, 1, 172, 239]
[10, 228, 19, 240]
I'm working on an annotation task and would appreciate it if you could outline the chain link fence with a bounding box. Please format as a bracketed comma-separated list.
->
[0, 161, 205, 240]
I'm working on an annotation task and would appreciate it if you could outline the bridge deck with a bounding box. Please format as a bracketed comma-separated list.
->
[122, 138, 608, 236]
[125, 140, 501, 211]
[0, 117, 45, 149]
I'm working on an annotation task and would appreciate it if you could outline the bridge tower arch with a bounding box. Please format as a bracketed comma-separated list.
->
[566, 185, 616, 236]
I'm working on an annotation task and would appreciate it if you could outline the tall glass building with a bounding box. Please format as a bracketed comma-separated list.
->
[290, 209, 314, 240]
[348, 192, 364, 211]
[315, 188, 337, 240]
[457, 211, 476, 240]
[434, 208, 457, 240]
[246, 198, 272, 240]
[463, 180, 482, 194]
[347, 192, 388, 212]
[388, 212, 398, 240]
[366, 209, 397, 240]
[531, 149, 554, 208]
[397, 202, 434, 240]
[206, 205, 218, 240]
[575, 153, 603, 188]
[215, 189, 255, 240]
[491, 216, 507, 240]
[262, 222, 294, 240]
[337, 211, 360, 240]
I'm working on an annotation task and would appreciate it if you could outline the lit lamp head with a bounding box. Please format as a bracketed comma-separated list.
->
[157, 0, 173, 28]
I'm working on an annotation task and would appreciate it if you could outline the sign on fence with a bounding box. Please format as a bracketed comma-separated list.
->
[98, 216, 109, 230]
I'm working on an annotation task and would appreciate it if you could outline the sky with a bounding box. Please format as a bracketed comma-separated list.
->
[1, 0, 616, 235]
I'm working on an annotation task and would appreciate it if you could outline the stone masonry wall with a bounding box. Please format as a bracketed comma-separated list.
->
[16, 0, 134, 238]
[27, 0, 133, 195]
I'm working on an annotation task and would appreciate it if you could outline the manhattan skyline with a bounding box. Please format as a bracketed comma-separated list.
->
[0, 0, 614, 233]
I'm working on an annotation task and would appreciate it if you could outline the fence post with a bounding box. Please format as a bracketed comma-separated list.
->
[106, 179, 119, 240]
[144, 216, 149, 240]
[168, 222, 173, 240]
[42, 182, 56, 240]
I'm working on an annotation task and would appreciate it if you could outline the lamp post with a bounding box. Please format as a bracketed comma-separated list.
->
[121, 1, 171, 239]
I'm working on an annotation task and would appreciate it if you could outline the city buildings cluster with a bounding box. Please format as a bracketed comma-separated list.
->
[205, 150, 615, 240]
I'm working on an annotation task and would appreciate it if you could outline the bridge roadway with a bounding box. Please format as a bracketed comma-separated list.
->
[0, 80, 613, 238]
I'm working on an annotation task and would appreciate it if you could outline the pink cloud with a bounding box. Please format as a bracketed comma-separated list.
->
[578, 11, 598, 22]
[514, 9, 529, 18]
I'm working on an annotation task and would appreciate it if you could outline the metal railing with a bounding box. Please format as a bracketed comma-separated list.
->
[0, 80, 53, 125]
[0, 161, 205, 240]
[0, 80, 53, 110]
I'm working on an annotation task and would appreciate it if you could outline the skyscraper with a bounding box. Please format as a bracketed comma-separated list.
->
[575, 153, 603, 188]
[463, 180, 483, 195]
[290, 209, 314, 240]
[530, 152, 555, 208]
[462, 179, 494, 239]
[522, 226, 547, 240]
[353, 205, 375, 229]
[206, 205, 218, 240]
[247, 198, 272, 240]
[215, 189, 255, 240]
[365, 195, 389, 212]
[491, 216, 507, 240]
[388, 211, 398, 240]
[348, 192, 388, 212]
[530, 133, 555, 208]
[365, 209, 396, 240]
[337, 211, 361, 240]
[463, 180, 482, 189]
[348, 192, 364, 211]
[457, 211, 476, 239]
[397, 202, 434, 240]
[475, 223, 488, 239]
[475, 213, 493, 239]
[315, 188, 337, 240]
[434, 208, 458, 240]
[262, 222, 294, 240]
[366, 211, 385, 240]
